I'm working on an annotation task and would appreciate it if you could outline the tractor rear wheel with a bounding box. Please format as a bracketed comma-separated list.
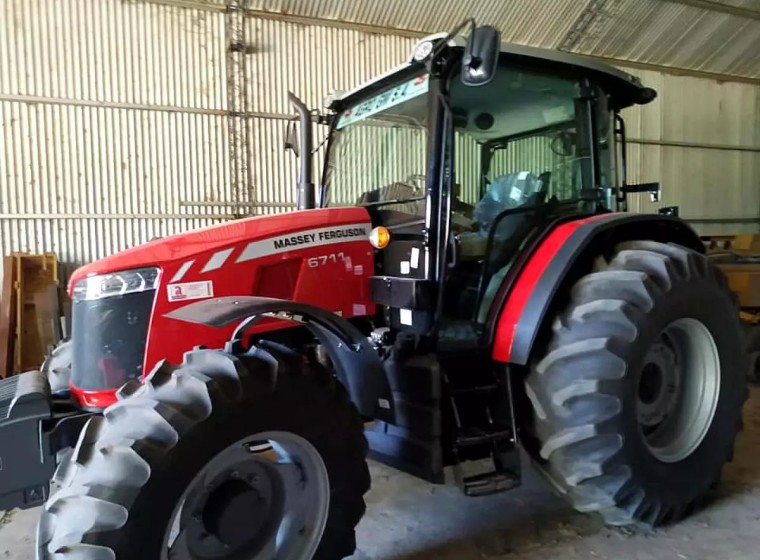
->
[37, 342, 370, 560]
[524, 240, 748, 526]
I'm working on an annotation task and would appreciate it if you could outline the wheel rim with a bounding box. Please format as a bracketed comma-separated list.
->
[636, 318, 721, 463]
[161, 431, 330, 560]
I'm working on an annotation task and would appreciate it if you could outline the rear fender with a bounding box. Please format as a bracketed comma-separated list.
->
[165, 296, 394, 423]
[491, 213, 704, 365]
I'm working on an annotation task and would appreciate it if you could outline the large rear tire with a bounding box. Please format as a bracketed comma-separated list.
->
[37, 342, 370, 559]
[524, 240, 748, 526]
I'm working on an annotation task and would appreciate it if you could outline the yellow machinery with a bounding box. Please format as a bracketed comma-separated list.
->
[704, 233, 760, 381]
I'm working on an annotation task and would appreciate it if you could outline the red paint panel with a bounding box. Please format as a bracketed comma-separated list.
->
[142, 218, 376, 388]
[256, 260, 303, 300]
[68, 207, 371, 288]
[491, 215, 606, 363]
[70, 386, 118, 409]
[66, 207, 377, 410]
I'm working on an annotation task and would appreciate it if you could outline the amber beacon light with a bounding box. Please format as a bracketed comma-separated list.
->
[369, 226, 391, 249]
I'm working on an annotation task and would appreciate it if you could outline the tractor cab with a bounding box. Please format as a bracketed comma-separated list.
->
[321, 26, 659, 347]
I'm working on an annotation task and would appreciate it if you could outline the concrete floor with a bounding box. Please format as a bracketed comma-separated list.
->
[2, 387, 760, 559]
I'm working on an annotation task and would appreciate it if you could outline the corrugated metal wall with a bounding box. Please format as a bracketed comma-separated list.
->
[1, 0, 758, 287]
[623, 69, 760, 233]
[242, 17, 414, 210]
[0, 0, 415, 284]
[0, 0, 233, 285]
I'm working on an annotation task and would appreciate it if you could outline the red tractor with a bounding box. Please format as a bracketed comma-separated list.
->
[0, 23, 748, 560]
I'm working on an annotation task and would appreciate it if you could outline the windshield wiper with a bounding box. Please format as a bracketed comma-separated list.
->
[359, 196, 426, 208]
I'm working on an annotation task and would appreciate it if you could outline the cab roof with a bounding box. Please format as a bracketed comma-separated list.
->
[328, 32, 655, 112]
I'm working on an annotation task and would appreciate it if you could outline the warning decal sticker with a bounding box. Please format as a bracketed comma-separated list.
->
[167, 280, 214, 302]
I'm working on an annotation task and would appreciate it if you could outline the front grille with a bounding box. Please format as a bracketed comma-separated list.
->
[71, 290, 156, 391]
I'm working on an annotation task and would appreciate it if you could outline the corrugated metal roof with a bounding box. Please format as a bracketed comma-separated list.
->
[574, 0, 760, 78]
[247, 0, 592, 49]
[242, 0, 760, 79]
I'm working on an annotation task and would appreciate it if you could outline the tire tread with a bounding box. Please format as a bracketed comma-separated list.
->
[525, 241, 747, 527]
[38, 347, 368, 559]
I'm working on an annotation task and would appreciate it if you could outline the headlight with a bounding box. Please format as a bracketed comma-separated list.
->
[73, 267, 160, 301]
[412, 40, 434, 61]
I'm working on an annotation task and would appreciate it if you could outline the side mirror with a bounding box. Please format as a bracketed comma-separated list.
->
[284, 119, 300, 157]
[461, 25, 501, 87]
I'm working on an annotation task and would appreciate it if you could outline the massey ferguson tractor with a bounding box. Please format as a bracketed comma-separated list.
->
[0, 23, 749, 560]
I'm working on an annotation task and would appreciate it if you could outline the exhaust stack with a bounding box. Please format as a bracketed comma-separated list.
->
[287, 92, 315, 210]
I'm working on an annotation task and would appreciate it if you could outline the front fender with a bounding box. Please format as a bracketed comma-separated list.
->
[491, 213, 704, 365]
[165, 296, 394, 423]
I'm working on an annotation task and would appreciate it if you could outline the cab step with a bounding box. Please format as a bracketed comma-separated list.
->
[447, 372, 522, 497]
[460, 469, 521, 497]
[455, 425, 512, 447]
[449, 383, 499, 396]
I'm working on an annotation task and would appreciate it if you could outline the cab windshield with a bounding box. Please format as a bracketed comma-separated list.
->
[449, 62, 614, 236]
[324, 73, 430, 216]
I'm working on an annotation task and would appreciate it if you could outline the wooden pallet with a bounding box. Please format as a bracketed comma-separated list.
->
[0, 253, 63, 378]
[0, 256, 17, 377]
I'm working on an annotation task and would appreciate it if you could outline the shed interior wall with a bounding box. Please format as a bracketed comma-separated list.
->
[1, 0, 757, 287]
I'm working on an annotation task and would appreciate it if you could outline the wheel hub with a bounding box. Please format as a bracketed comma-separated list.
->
[162, 433, 330, 560]
[636, 318, 721, 463]
[637, 341, 680, 428]
[191, 461, 280, 554]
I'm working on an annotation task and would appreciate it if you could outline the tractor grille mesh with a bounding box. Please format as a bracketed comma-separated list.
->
[71, 290, 155, 391]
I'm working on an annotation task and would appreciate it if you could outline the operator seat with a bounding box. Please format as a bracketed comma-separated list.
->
[473, 171, 543, 235]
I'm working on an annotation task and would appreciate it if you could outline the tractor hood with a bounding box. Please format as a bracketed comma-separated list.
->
[68, 206, 372, 293]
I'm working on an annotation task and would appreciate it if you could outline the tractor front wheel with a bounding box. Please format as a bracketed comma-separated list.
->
[42, 339, 71, 396]
[525, 240, 748, 526]
[37, 343, 369, 559]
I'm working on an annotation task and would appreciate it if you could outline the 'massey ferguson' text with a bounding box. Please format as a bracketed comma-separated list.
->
[273, 226, 367, 250]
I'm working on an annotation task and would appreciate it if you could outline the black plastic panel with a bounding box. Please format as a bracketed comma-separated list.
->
[365, 422, 444, 484]
[366, 351, 445, 482]
[384, 353, 442, 400]
[0, 371, 55, 511]
[370, 276, 437, 310]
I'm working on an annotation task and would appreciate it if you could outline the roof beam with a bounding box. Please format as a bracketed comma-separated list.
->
[666, 0, 760, 20]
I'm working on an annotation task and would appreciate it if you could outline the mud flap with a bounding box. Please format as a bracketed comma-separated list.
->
[0, 371, 55, 510]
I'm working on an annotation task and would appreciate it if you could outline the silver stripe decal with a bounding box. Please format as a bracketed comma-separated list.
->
[201, 248, 234, 273]
[169, 260, 195, 283]
[236, 222, 371, 263]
